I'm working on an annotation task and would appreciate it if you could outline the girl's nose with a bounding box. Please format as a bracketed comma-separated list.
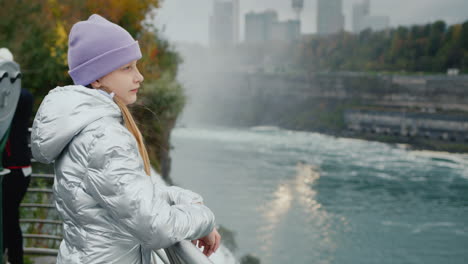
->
[135, 68, 144, 83]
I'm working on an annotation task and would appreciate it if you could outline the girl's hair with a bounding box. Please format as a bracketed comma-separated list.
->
[114, 97, 151, 176]
[86, 85, 151, 176]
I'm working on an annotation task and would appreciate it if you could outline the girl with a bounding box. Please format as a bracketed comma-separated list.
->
[31, 14, 220, 263]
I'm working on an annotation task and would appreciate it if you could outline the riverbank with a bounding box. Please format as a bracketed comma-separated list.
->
[339, 130, 468, 153]
[253, 124, 468, 154]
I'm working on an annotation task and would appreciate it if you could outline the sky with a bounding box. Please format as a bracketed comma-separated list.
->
[153, 0, 468, 45]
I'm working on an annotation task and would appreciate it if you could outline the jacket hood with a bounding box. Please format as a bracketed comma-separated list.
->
[31, 85, 122, 164]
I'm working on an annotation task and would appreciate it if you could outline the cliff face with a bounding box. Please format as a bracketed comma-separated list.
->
[185, 71, 468, 152]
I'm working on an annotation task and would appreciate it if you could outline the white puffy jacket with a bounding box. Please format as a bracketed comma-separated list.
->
[31, 85, 215, 263]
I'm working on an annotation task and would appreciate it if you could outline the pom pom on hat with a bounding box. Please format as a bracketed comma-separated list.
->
[0, 48, 14, 62]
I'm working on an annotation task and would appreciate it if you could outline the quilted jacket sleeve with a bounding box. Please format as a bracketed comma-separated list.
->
[148, 171, 205, 205]
[84, 125, 215, 249]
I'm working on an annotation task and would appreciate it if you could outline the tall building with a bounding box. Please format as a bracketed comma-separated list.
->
[209, 0, 240, 48]
[245, 10, 278, 44]
[245, 10, 300, 43]
[317, 0, 344, 35]
[353, 0, 389, 33]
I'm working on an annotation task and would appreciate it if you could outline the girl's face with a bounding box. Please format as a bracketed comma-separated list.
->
[92, 60, 144, 105]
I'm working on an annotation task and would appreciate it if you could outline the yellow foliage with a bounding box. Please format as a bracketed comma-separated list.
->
[84, 0, 159, 34]
[42, 0, 160, 70]
[452, 24, 462, 40]
[55, 22, 68, 48]
[48, 21, 68, 66]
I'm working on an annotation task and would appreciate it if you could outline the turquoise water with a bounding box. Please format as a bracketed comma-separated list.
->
[170, 126, 468, 264]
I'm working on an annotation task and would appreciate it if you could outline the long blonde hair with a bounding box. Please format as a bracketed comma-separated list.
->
[113, 96, 151, 176]
[88, 83, 152, 176]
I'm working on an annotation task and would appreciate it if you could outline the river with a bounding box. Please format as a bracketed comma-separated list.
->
[170, 126, 468, 264]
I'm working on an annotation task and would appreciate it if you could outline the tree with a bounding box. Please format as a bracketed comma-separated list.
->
[295, 20, 467, 73]
[0, 1, 186, 181]
[461, 22, 468, 51]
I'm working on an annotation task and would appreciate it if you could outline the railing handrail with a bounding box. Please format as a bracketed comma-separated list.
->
[23, 234, 62, 241]
[20, 203, 54, 208]
[21, 187, 215, 263]
[168, 241, 215, 264]
[26, 188, 53, 193]
[20, 219, 61, 225]
[23, 248, 58, 255]
[30, 173, 54, 179]
[24, 128, 215, 263]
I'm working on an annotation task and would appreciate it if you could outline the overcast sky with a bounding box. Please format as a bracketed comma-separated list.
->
[153, 0, 468, 45]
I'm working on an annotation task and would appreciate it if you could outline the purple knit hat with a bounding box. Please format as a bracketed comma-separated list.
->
[68, 14, 142, 86]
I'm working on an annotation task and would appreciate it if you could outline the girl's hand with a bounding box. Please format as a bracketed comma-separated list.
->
[191, 227, 221, 257]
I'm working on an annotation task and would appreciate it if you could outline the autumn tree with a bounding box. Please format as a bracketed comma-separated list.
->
[0, 0, 185, 181]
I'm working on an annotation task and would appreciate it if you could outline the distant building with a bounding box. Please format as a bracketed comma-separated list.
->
[352, 0, 389, 33]
[317, 0, 344, 35]
[245, 10, 300, 43]
[210, 0, 240, 48]
[245, 10, 278, 44]
[271, 20, 301, 42]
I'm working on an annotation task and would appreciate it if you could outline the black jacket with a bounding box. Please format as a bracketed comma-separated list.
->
[2, 88, 33, 168]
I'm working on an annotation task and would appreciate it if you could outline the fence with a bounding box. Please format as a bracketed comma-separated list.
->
[17, 129, 213, 264]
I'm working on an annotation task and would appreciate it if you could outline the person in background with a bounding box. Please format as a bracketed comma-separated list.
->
[1, 47, 34, 264]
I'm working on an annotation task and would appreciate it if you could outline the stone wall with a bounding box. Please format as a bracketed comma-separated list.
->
[345, 110, 468, 143]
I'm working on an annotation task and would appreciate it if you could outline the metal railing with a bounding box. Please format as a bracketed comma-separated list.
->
[22, 143, 213, 263]
[165, 240, 215, 263]
[20, 173, 60, 256]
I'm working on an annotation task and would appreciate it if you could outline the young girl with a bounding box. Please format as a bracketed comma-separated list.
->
[31, 14, 220, 263]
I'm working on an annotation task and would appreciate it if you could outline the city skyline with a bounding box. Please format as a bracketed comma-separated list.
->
[245, 9, 301, 44]
[153, 0, 468, 45]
